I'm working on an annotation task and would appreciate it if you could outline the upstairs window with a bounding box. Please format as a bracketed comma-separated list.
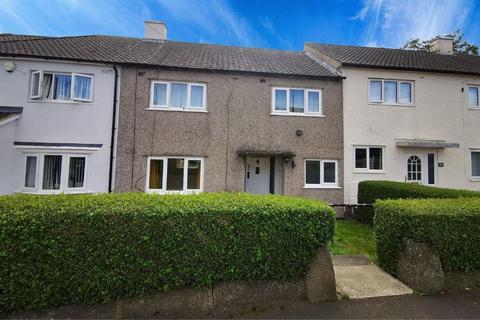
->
[469, 86, 479, 108]
[369, 79, 413, 105]
[150, 81, 206, 111]
[272, 87, 323, 116]
[30, 71, 93, 102]
[354, 146, 384, 171]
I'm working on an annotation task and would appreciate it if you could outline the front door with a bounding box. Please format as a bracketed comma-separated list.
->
[245, 157, 270, 194]
[405, 152, 436, 185]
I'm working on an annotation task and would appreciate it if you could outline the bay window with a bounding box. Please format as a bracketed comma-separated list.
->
[147, 156, 204, 193]
[304, 159, 338, 188]
[30, 71, 94, 102]
[272, 87, 323, 116]
[354, 147, 384, 171]
[150, 81, 206, 111]
[368, 79, 413, 105]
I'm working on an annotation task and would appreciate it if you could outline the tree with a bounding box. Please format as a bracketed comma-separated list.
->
[402, 30, 478, 56]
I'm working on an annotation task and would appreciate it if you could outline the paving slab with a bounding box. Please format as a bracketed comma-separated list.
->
[333, 255, 413, 299]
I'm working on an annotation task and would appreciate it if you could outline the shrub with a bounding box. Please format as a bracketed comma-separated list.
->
[374, 198, 480, 275]
[358, 180, 480, 204]
[0, 192, 335, 312]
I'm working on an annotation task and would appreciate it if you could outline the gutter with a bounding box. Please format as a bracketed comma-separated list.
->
[108, 65, 119, 192]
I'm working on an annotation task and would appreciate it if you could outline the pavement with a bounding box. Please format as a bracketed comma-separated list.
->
[332, 255, 413, 299]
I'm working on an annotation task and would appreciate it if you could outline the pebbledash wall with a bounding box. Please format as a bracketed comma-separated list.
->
[341, 67, 480, 203]
[115, 67, 344, 203]
[0, 59, 116, 194]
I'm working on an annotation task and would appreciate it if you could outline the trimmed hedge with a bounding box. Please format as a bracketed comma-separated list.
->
[358, 180, 480, 204]
[0, 192, 335, 312]
[374, 198, 480, 275]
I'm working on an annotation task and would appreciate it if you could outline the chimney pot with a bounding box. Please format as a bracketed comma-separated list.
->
[144, 20, 167, 41]
[429, 34, 454, 55]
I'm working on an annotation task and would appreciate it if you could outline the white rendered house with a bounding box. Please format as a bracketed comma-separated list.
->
[306, 36, 480, 203]
[0, 37, 118, 194]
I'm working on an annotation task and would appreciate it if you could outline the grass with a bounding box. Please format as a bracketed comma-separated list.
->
[330, 219, 377, 263]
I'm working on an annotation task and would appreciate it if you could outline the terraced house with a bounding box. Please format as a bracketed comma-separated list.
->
[306, 36, 480, 203]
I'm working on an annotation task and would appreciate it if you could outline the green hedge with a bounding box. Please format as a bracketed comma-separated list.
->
[374, 198, 480, 275]
[358, 180, 480, 204]
[0, 192, 335, 312]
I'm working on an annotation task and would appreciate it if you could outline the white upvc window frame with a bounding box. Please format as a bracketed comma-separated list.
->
[23, 153, 88, 194]
[23, 154, 39, 191]
[468, 85, 480, 109]
[368, 79, 414, 106]
[471, 149, 480, 180]
[271, 87, 323, 116]
[149, 81, 207, 111]
[29, 70, 94, 103]
[146, 156, 205, 194]
[304, 159, 339, 189]
[354, 146, 385, 173]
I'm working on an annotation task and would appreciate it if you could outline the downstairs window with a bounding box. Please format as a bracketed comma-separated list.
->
[147, 157, 204, 193]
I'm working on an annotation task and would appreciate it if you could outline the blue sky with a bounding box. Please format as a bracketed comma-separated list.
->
[1, 0, 479, 50]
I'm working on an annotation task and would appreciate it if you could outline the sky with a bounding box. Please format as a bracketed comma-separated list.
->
[1, 0, 479, 51]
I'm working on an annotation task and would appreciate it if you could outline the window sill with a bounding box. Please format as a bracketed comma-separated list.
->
[19, 189, 93, 194]
[270, 112, 325, 118]
[303, 185, 341, 189]
[146, 190, 203, 194]
[368, 103, 415, 108]
[469, 178, 480, 182]
[353, 170, 386, 174]
[468, 107, 480, 111]
[28, 99, 93, 105]
[146, 107, 208, 113]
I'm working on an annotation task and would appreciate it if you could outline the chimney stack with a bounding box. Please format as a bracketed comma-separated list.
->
[144, 20, 167, 41]
[429, 34, 454, 55]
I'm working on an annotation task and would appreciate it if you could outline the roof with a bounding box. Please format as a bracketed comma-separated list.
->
[395, 139, 460, 148]
[0, 106, 23, 122]
[307, 43, 480, 76]
[0, 34, 340, 78]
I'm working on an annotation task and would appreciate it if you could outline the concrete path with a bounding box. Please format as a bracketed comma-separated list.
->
[332, 255, 413, 299]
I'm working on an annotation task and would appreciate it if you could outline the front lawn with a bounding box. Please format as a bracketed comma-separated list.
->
[330, 219, 377, 263]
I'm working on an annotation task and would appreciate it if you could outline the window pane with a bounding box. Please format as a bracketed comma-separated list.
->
[167, 158, 184, 190]
[24, 156, 37, 188]
[469, 87, 479, 106]
[31, 72, 40, 97]
[42, 74, 53, 99]
[369, 80, 382, 101]
[170, 83, 187, 107]
[355, 148, 367, 169]
[308, 91, 320, 113]
[472, 152, 480, 177]
[153, 83, 167, 106]
[187, 160, 201, 189]
[400, 82, 412, 104]
[149, 159, 164, 189]
[305, 161, 320, 184]
[428, 153, 435, 184]
[190, 85, 204, 108]
[384, 81, 397, 103]
[73, 75, 92, 100]
[323, 162, 336, 183]
[274, 89, 287, 111]
[53, 74, 71, 100]
[42, 155, 62, 190]
[290, 89, 304, 113]
[68, 157, 86, 188]
[369, 148, 383, 170]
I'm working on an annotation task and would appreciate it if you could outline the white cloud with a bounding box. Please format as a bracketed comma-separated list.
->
[353, 0, 474, 47]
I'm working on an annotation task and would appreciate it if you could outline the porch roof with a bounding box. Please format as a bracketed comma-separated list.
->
[395, 139, 460, 148]
[237, 149, 296, 157]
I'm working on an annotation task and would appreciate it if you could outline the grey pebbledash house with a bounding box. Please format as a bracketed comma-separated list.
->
[0, 21, 345, 204]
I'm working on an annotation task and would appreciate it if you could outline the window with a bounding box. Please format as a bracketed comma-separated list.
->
[368, 79, 413, 105]
[24, 156, 38, 189]
[354, 147, 384, 171]
[272, 87, 323, 116]
[29, 71, 94, 102]
[469, 86, 479, 108]
[407, 155, 422, 182]
[304, 160, 338, 188]
[146, 157, 204, 193]
[23, 153, 87, 193]
[472, 151, 480, 178]
[150, 81, 206, 111]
